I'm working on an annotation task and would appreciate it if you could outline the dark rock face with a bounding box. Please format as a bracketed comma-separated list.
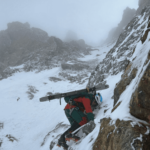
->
[0, 22, 49, 67]
[114, 66, 137, 106]
[141, 16, 150, 43]
[93, 118, 150, 150]
[91, 5, 150, 150]
[130, 63, 150, 124]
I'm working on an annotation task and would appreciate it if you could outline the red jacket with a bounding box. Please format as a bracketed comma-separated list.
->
[64, 97, 93, 113]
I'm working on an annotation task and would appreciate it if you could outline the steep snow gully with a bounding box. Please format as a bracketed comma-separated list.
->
[1, 5, 150, 150]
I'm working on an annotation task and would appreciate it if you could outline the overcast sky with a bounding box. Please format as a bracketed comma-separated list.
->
[0, 0, 138, 45]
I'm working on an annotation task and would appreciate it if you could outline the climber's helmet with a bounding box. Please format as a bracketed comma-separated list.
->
[95, 93, 103, 105]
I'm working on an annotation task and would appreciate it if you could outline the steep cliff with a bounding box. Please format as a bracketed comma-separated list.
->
[105, 7, 136, 44]
[136, 0, 150, 15]
[88, 5, 150, 88]
[89, 4, 150, 150]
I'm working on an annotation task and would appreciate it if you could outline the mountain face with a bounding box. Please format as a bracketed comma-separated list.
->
[105, 7, 136, 44]
[137, 0, 150, 14]
[88, 5, 150, 88]
[105, 0, 150, 45]
[89, 5, 150, 150]
[1, 3, 150, 150]
[0, 22, 91, 79]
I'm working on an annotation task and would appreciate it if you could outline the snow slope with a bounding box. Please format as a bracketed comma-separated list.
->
[0, 44, 116, 150]
[0, 69, 121, 150]
[0, 19, 150, 150]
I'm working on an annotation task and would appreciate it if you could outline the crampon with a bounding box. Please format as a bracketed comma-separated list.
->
[65, 133, 80, 142]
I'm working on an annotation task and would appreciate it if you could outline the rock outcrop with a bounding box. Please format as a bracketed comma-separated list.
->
[0, 22, 91, 79]
[93, 118, 150, 150]
[105, 7, 136, 44]
[130, 62, 150, 124]
[136, 0, 150, 15]
[114, 67, 137, 106]
[88, 4, 150, 150]
[105, 0, 150, 44]
[113, 13, 150, 108]
[88, 5, 150, 89]
[141, 16, 150, 43]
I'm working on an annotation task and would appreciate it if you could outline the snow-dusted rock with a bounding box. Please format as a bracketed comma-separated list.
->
[89, 4, 150, 150]
[93, 118, 150, 150]
[130, 62, 150, 124]
[88, 5, 150, 89]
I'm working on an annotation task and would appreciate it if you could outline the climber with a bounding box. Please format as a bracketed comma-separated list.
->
[57, 91, 102, 149]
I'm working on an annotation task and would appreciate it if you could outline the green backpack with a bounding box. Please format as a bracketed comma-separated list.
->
[64, 91, 95, 106]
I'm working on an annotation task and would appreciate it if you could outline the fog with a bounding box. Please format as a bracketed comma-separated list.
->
[0, 0, 138, 45]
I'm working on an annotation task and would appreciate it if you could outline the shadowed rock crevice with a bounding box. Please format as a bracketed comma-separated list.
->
[111, 101, 122, 113]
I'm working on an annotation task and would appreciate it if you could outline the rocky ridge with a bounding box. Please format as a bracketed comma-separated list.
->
[104, 0, 150, 46]
[0, 22, 92, 79]
[91, 5, 150, 150]
[136, 0, 150, 15]
[88, 5, 150, 88]
[105, 7, 136, 44]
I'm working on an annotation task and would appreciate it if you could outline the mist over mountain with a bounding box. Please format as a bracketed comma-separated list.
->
[104, 7, 136, 44]
[137, 0, 150, 14]
[65, 30, 78, 42]
[0, 21, 93, 79]
[103, 0, 150, 45]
